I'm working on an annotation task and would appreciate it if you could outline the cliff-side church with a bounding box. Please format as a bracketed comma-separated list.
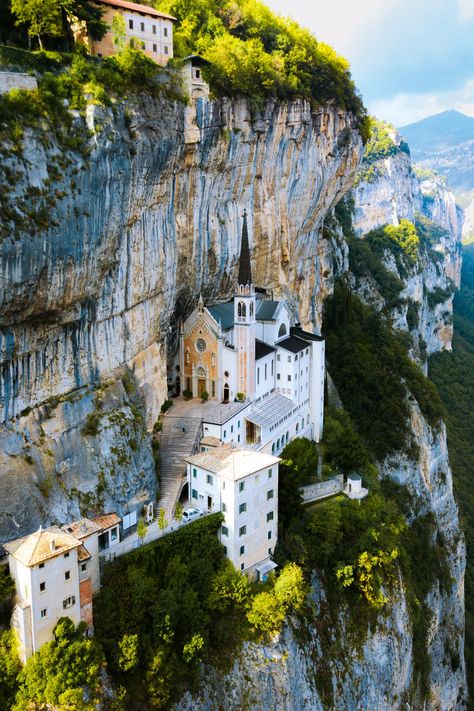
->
[174, 213, 325, 456]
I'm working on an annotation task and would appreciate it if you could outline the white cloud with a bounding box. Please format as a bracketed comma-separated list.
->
[370, 79, 474, 127]
[459, 0, 474, 22]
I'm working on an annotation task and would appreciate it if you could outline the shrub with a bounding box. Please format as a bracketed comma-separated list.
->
[160, 399, 173, 413]
[200, 390, 209, 402]
[182, 390, 193, 400]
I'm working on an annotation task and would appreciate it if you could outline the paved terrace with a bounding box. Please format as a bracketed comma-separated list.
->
[166, 397, 250, 424]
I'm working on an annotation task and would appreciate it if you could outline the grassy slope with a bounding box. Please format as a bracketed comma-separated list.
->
[429, 243, 474, 706]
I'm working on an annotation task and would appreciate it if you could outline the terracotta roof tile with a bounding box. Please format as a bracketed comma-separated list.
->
[92, 513, 121, 530]
[95, 0, 176, 21]
[4, 528, 81, 567]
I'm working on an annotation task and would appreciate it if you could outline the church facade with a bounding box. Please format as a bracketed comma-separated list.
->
[175, 213, 325, 457]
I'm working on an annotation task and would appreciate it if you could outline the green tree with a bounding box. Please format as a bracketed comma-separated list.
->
[137, 517, 148, 544]
[11, 0, 62, 48]
[182, 632, 204, 663]
[157, 508, 168, 534]
[278, 437, 318, 529]
[0, 631, 21, 709]
[247, 590, 284, 635]
[174, 501, 184, 524]
[273, 562, 307, 613]
[118, 633, 139, 672]
[112, 13, 126, 48]
[208, 559, 251, 611]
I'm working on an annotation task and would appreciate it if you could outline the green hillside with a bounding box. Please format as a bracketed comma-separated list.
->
[430, 244, 474, 705]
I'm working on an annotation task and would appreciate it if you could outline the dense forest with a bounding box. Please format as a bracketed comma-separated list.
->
[430, 244, 474, 706]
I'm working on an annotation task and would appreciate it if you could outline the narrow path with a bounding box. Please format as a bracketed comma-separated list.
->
[157, 415, 202, 521]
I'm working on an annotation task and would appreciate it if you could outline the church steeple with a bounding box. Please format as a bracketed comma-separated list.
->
[238, 210, 252, 286]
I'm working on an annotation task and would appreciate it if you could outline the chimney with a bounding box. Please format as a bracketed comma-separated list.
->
[50, 538, 56, 552]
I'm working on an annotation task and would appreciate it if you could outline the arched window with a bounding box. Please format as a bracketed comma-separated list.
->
[272, 443, 275, 454]
[296, 423, 299, 433]
[241, 303, 246, 318]
[196, 366, 206, 377]
[278, 323, 287, 338]
[238, 302, 242, 318]
[249, 301, 254, 317]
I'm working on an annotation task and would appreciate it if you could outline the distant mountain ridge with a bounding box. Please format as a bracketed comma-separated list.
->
[399, 110, 474, 240]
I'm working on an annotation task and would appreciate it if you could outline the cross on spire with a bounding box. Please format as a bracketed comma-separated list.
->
[238, 209, 252, 286]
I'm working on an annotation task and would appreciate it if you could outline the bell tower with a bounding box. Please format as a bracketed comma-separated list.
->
[234, 210, 256, 401]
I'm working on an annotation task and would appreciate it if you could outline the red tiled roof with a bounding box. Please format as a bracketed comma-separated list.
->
[92, 513, 121, 530]
[95, 0, 176, 21]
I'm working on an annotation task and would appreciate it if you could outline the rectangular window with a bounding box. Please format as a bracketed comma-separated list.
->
[81, 562, 87, 572]
[239, 481, 245, 492]
[277, 373, 280, 380]
[111, 527, 118, 541]
[238, 421, 240, 428]
[140, 21, 145, 31]
[40, 582, 45, 592]
[271, 360, 274, 376]
[267, 489, 274, 500]
[40, 608, 47, 618]
[277, 354, 280, 361]
[239, 503, 247, 514]
[257, 368, 260, 385]
[264, 363, 267, 379]
[39, 562, 44, 569]
[223, 430, 227, 438]
[288, 355, 291, 363]
[267, 511, 274, 522]
[268, 530, 272, 540]
[287, 374, 291, 382]
[268, 547, 272, 555]
[206, 473, 213, 485]
[65, 571, 70, 581]
[192, 488, 198, 499]
[231, 425, 234, 433]
[239, 525, 247, 536]
[152, 24, 156, 34]
[223, 545, 227, 555]
[164, 45, 169, 54]
[241, 562, 244, 570]
[195, 68, 200, 78]
[129, 19, 133, 29]
[64, 552, 69, 559]
[222, 503, 227, 512]
[193, 467, 197, 478]
[268, 469, 273, 478]
[211, 380, 216, 397]
[222, 525, 229, 536]
[240, 545, 245, 556]
[238, 434, 240, 442]
[164, 27, 168, 37]
[63, 596, 76, 610]
[153, 43, 157, 52]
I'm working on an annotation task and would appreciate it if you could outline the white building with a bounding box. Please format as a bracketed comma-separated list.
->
[4, 514, 120, 662]
[186, 445, 280, 574]
[175, 211, 325, 455]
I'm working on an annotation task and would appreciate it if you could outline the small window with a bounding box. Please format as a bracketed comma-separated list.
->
[241, 562, 244, 570]
[257, 368, 260, 385]
[193, 467, 197, 478]
[222, 503, 227, 512]
[267, 511, 274, 522]
[164, 27, 168, 37]
[268, 547, 272, 555]
[238, 421, 241, 428]
[64, 552, 69, 559]
[287, 355, 291, 363]
[267, 489, 274, 500]
[65, 571, 70, 581]
[140, 22, 145, 31]
[192, 488, 198, 499]
[206, 473, 213, 485]
[238, 434, 240, 442]
[239, 503, 247, 514]
[40, 582, 46, 592]
[195, 69, 200, 78]
[129, 19, 133, 29]
[164, 45, 169, 54]
[111, 527, 118, 541]
[287, 375, 291, 382]
[152, 24, 156, 34]
[223, 545, 227, 555]
[277, 373, 280, 380]
[239, 525, 247, 537]
[268, 530, 272, 540]
[63, 596, 76, 610]
[223, 430, 227, 438]
[81, 562, 87, 572]
[295, 354, 298, 361]
[240, 545, 245, 556]
[40, 608, 47, 618]
[39, 562, 44, 569]
[222, 525, 229, 536]
[239, 481, 245, 492]
[268, 469, 273, 478]
[306, 348, 309, 355]
[153, 43, 157, 52]
[277, 354, 280, 361]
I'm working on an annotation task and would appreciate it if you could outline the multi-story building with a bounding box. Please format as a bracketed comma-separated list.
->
[174, 211, 326, 455]
[4, 514, 120, 662]
[86, 0, 176, 65]
[185, 445, 280, 574]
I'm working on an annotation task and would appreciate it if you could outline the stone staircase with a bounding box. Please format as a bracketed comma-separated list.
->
[158, 416, 202, 521]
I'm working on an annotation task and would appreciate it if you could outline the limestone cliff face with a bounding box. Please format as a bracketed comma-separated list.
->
[351, 133, 463, 357]
[0, 96, 361, 540]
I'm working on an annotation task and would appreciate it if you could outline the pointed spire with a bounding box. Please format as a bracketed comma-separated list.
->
[238, 209, 252, 286]
[198, 294, 204, 312]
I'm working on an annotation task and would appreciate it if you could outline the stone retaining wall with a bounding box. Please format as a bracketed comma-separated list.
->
[300, 474, 344, 503]
[0, 71, 37, 94]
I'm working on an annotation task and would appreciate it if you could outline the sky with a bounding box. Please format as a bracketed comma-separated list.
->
[264, 0, 474, 127]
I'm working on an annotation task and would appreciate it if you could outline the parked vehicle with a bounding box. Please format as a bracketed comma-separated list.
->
[182, 507, 203, 523]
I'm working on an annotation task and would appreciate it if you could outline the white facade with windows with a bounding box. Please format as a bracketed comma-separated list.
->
[186, 446, 280, 572]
